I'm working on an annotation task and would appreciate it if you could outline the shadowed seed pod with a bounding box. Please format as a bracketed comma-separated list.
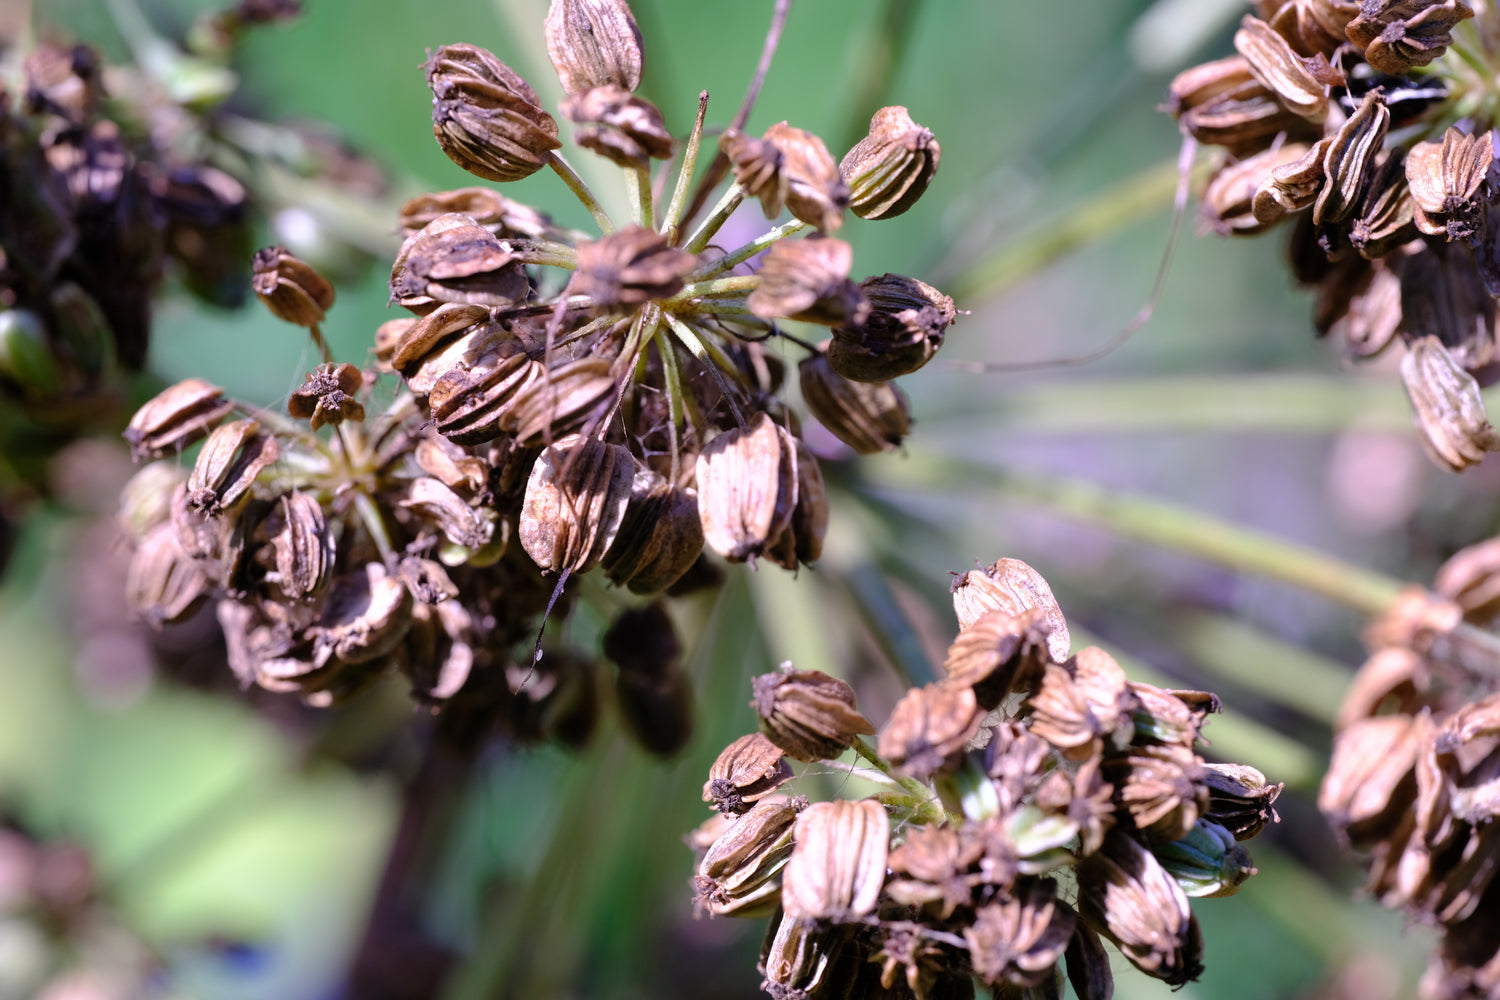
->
[840, 105, 941, 221]
[1078, 831, 1205, 986]
[544, 0, 644, 96]
[1400, 335, 1500, 471]
[252, 245, 335, 327]
[600, 472, 703, 595]
[560, 86, 673, 166]
[878, 680, 986, 779]
[426, 43, 561, 183]
[390, 214, 530, 311]
[748, 238, 868, 326]
[828, 273, 955, 382]
[965, 878, 1077, 988]
[695, 794, 805, 917]
[752, 668, 876, 762]
[519, 434, 634, 574]
[943, 606, 1053, 710]
[124, 378, 235, 461]
[570, 225, 695, 305]
[798, 346, 910, 454]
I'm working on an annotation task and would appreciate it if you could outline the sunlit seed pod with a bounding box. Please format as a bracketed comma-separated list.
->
[399, 187, 554, 239]
[561, 86, 673, 166]
[1076, 832, 1204, 986]
[390, 215, 529, 312]
[252, 245, 335, 326]
[425, 43, 561, 183]
[402, 476, 496, 551]
[1399, 336, 1500, 471]
[1347, 0, 1473, 75]
[430, 349, 543, 445]
[268, 491, 334, 603]
[840, 105, 941, 221]
[1027, 647, 1136, 759]
[571, 224, 694, 305]
[965, 877, 1076, 988]
[1233, 15, 1330, 123]
[1313, 91, 1389, 227]
[781, 799, 889, 923]
[124, 378, 235, 461]
[703, 733, 793, 814]
[763, 122, 849, 233]
[878, 680, 985, 779]
[798, 347, 910, 455]
[543, 0, 644, 95]
[396, 556, 460, 605]
[1319, 713, 1426, 845]
[696, 794, 804, 917]
[951, 557, 1071, 662]
[518, 433, 635, 574]
[752, 669, 874, 763]
[185, 418, 280, 515]
[943, 606, 1052, 711]
[695, 413, 798, 564]
[1103, 742, 1209, 843]
[502, 357, 617, 445]
[747, 238, 868, 326]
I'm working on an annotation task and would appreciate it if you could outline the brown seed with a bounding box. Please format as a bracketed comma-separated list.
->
[1026, 647, 1136, 758]
[1063, 922, 1115, 1000]
[426, 43, 561, 183]
[752, 669, 876, 763]
[124, 378, 235, 461]
[721, 127, 789, 218]
[600, 472, 704, 595]
[185, 419, 280, 515]
[560, 86, 672, 166]
[518, 433, 635, 573]
[1319, 713, 1425, 845]
[502, 357, 617, 445]
[748, 238, 868, 326]
[1202, 762, 1283, 841]
[570, 224, 695, 305]
[828, 273, 955, 382]
[1435, 537, 1500, 624]
[1351, 150, 1419, 259]
[781, 799, 889, 923]
[840, 105, 941, 221]
[390, 215, 529, 312]
[1314, 91, 1390, 226]
[798, 347, 910, 454]
[1233, 16, 1329, 122]
[312, 563, 415, 667]
[402, 476, 497, 552]
[1204, 142, 1314, 234]
[1103, 742, 1209, 843]
[885, 824, 984, 918]
[400, 187, 555, 238]
[704, 732, 793, 814]
[1076, 831, 1204, 986]
[126, 522, 210, 627]
[965, 877, 1076, 988]
[1250, 137, 1331, 226]
[1347, 0, 1474, 75]
[287, 362, 365, 429]
[1399, 335, 1500, 472]
[396, 555, 460, 605]
[951, 557, 1071, 662]
[764, 122, 850, 233]
[252, 245, 335, 327]
[267, 491, 334, 602]
[429, 341, 541, 445]
[695, 794, 804, 918]
[543, 0, 644, 96]
[944, 606, 1053, 710]
[695, 413, 798, 564]
[1407, 128, 1493, 240]
[758, 909, 846, 997]
[878, 680, 987, 779]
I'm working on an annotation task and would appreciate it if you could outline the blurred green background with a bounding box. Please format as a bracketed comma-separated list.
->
[12, 0, 1492, 997]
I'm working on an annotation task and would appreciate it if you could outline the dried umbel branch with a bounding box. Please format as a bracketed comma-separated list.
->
[1167, 2, 1500, 472]
[687, 558, 1278, 998]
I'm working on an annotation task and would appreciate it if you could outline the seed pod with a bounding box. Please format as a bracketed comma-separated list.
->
[695, 414, 795, 563]
[252, 245, 335, 326]
[400, 599, 477, 703]
[615, 664, 694, 757]
[1202, 763, 1283, 842]
[722, 128, 788, 218]
[1233, 16, 1329, 122]
[965, 877, 1076, 988]
[48, 282, 108, 380]
[426, 43, 561, 183]
[561, 86, 673, 165]
[124, 378, 235, 461]
[885, 824, 985, 918]
[126, 522, 210, 627]
[519, 433, 634, 573]
[390, 215, 529, 312]
[764, 437, 827, 570]
[313, 563, 415, 666]
[543, 0, 644, 95]
[1314, 91, 1390, 226]
[798, 347, 910, 454]
[1319, 713, 1425, 845]
[403, 476, 497, 554]
[753, 669, 876, 763]
[758, 909, 846, 998]
[1170, 57, 1319, 157]
[399, 188, 554, 239]
[267, 491, 334, 602]
[1435, 537, 1500, 624]
[767, 122, 850, 233]
[1352, 150, 1419, 258]
[502, 357, 617, 445]
[878, 680, 986, 779]
[1076, 831, 1204, 986]
[1346, 0, 1474, 76]
[415, 432, 488, 494]
[1129, 683, 1218, 747]
[1027, 647, 1137, 759]
[430, 346, 543, 445]
[748, 238, 868, 326]
[288, 362, 365, 429]
[1400, 335, 1500, 472]
[1104, 742, 1209, 843]
[943, 606, 1052, 710]
[781, 799, 889, 923]
[1063, 922, 1115, 1000]
[1249, 137, 1331, 226]
[1407, 127, 1493, 240]
[952, 557, 1071, 662]
[570, 225, 694, 305]
[601, 602, 680, 680]
[1156, 819, 1258, 898]
[704, 733, 793, 814]
[828, 273, 954, 382]
[601, 471, 703, 595]
[1204, 142, 1312, 234]
[840, 106, 941, 221]
[185, 419, 280, 515]
[119, 462, 186, 542]
[695, 794, 805, 917]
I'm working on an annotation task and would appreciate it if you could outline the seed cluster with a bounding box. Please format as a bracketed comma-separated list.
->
[117, 0, 951, 750]
[690, 558, 1280, 999]
[1170, 1, 1500, 470]
[1323, 538, 1500, 1000]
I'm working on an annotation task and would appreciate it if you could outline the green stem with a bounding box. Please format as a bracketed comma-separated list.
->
[850, 736, 947, 822]
[694, 220, 808, 280]
[683, 182, 746, 254]
[353, 490, 396, 565]
[307, 322, 335, 366]
[626, 161, 653, 229]
[661, 91, 711, 241]
[667, 275, 759, 303]
[665, 314, 748, 386]
[548, 151, 615, 234]
[653, 326, 687, 485]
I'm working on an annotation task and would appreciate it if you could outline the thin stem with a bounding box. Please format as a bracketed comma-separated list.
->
[694, 219, 808, 279]
[667, 275, 759, 302]
[627, 162, 654, 229]
[850, 736, 948, 822]
[664, 315, 746, 387]
[307, 322, 335, 366]
[662, 91, 711, 241]
[548, 151, 615, 234]
[653, 326, 687, 485]
[672, 299, 754, 317]
[353, 490, 396, 565]
[683, 182, 746, 255]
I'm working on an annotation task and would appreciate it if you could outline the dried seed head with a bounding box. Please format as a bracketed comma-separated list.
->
[1346, 0, 1474, 75]
[1313, 91, 1390, 226]
[943, 606, 1052, 710]
[1319, 713, 1425, 845]
[119, 462, 185, 542]
[403, 476, 496, 552]
[1202, 762, 1283, 841]
[252, 245, 335, 327]
[185, 418, 280, 515]
[399, 187, 554, 239]
[758, 909, 845, 998]
[426, 43, 561, 183]
[561, 86, 672, 166]
[124, 378, 235, 461]
[1233, 16, 1330, 122]
[781, 799, 889, 923]
[1204, 141, 1314, 234]
[288, 362, 365, 429]
[828, 273, 955, 382]
[1169, 55, 1319, 157]
[752, 668, 876, 762]
[1077, 832, 1204, 986]
[952, 557, 1071, 662]
[1250, 137, 1332, 226]
[126, 522, 210, 627]
[695, 413, 798, 564]
[601, 472, 703, 595]
[840, 105, 941, 221]
[313, 563, 414, 666]
[775, 438, 828, 569]
[798, 347, 910, 455]
[704, 732, 793, 814]
[1027, 647, 1137, 759]
[1063, 922, 1115, 1000]
[390, 214, 529, 311]
[748, 238, 869, 326]
[878, 680, 987, 779]
[1434, 537, 1500, 624]
[1104, 742, 1210, 843]
[571, 225, 695, 305]
[721, 127, 788, 218]
[502, 357, 616, 445]
[519, 433, 635, 574]
[1399, 335, 1500, 471]
[695, 794, 805, 917]
[1407, 127, 1494, 240]
[1129, 683, 1218, 746]
[544, 0, 644, 96]
[1351, 150, 1418, 258]
[266, 490, 334, 602]
[965, 878, 1077, 988]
